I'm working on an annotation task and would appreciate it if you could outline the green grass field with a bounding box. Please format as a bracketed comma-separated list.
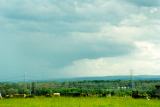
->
[0, 97, 159, 107]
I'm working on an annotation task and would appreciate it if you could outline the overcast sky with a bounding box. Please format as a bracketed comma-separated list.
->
[0, 0, 160, 81]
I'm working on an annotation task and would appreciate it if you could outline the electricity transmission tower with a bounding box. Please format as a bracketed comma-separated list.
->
[130, 69, 135, 90]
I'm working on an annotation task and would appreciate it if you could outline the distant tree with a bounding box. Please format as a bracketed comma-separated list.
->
[6, 88, 18, 95]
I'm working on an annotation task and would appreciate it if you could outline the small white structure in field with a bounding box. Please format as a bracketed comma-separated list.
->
[146, 96, 150, 101]
[14, 94, 26, 98]
[53, 93, 60, 96]
[107, 94, 111, 97]
[0, 93, 2, 99]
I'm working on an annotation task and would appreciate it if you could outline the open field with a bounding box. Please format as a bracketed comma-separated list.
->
[0, 97, 160, 107]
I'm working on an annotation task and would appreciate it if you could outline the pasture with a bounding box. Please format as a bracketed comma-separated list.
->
[0, 97, 160, 107]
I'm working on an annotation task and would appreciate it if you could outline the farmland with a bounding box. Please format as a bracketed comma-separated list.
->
[0, 80, 160, 107]
[0, 97, 160, 107]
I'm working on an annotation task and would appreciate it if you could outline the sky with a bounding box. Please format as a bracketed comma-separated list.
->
[0, 0, 160, 81]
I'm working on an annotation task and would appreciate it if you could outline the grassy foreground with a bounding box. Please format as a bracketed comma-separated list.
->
[0, 97, 160, 107]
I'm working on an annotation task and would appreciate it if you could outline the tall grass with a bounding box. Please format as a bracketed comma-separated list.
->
[0, 97, 159, 107]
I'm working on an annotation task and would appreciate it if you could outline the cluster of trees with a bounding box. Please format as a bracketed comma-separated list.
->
[0, 80, 160, 97]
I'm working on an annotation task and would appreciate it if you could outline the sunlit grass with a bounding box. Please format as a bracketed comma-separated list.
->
[0, 96, 159, 107]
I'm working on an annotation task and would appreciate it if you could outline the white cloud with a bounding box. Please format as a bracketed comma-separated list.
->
[134, 41, 160, 60]
[150, 8, 159, 13]
[60, 41, 160, 77]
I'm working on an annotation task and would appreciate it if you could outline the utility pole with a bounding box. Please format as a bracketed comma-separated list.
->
[24, 72, 26, 83]
[24, 72, 27, 94]
[30, 82, 32, 95]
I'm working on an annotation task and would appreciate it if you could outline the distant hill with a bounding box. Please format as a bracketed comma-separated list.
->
[55, 75, 160, 82]
[2, 75, 160, 82]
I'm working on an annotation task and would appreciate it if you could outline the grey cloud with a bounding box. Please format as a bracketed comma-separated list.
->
[0, 0, 159, 80]
[3, 0, 155, 36]
[14, 35, 134, 68]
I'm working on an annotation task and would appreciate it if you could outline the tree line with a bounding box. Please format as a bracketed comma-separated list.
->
[0, 80, 160, 98]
